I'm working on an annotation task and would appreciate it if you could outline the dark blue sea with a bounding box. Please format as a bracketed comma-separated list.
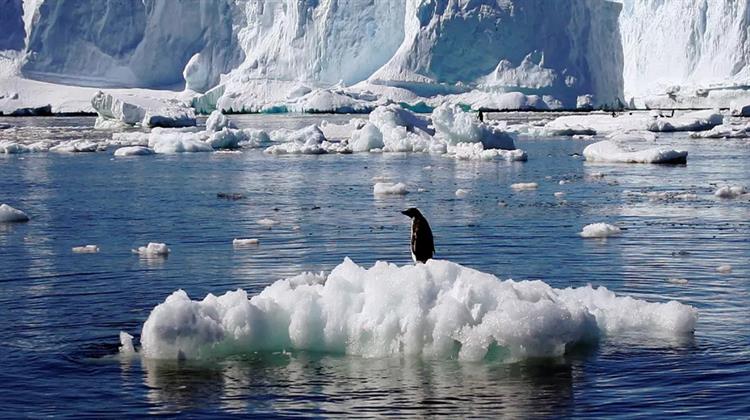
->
[1, 115, 749, 417]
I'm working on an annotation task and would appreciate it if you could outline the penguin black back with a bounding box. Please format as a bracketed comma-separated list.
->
[401, 208, 435, 263]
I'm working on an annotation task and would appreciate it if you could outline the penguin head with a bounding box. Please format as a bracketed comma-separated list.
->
[401, 207, 423, 219]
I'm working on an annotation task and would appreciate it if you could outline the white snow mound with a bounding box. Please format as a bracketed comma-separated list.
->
[373, 182, 409, 196]
[138, 258, 697, 360]
[133, 242, 170, 256]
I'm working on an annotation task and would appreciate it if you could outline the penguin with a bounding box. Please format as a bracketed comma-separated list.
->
[401, 207, 435, 263]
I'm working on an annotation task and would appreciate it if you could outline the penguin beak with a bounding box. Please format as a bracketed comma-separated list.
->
[401, 210, 409, 216]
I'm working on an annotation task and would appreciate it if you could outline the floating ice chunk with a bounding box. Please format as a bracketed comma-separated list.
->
[139, 258, 697, 361]
[580, 223, 621, 238]
[667, 278, 689, 285]
[133, 242, 170, 256]
[92, 91, 196, 128]
[94, 116, 130, 130]
[714, 185, 747, 199]
[114, 146, 155, 157]
[148, 131, 212, 154]
[207, 128, 246, 149]
[265, 125, 329, 155]
[716, 265, 733, 274]
[0, 204, 29, 223]
[690, 123, 750, 139]
[432, 103, 516, 150]
[50, 140, 104, 153]
[368, 105, 437, 153]
[72, 245, 99, 253]
[0, 140, 31, 154]
[233, 238, 259, 247]
[449, 142, 527, 161]
[511, 182, 538, 191]
[320, 118, 366, 140]
[257, 218, 278, 227]
[455, 188, 470, 198]
[647, 110, 723, 132]
[183, 52, 213, 93]
[373, 182, 409, 196]
[350, 122, 385, 152]
[205, 110, 236, 132]
[583, 141, 687, 164]
[119, 331, 136, 354]
[554, 192, 566, 198]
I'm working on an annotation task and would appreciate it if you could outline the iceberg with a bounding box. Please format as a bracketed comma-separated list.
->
[136, 258, 697, 361]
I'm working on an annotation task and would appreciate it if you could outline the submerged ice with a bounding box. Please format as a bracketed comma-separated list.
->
[136, 258, 696, 361]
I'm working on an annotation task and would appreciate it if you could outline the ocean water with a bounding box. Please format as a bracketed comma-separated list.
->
[1, 114, 749, 417]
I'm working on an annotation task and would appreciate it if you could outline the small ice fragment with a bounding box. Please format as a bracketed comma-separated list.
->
[590, 172, 605, 179]
[714, 185, 747, 199]
[119, 331, 136, 354]
[0, 204, 29, 223]
[133, 242, 170, 256]
[417, 188, 427, 193]
[455, 188, 470, 198]
[580, 223, 622, 238]
[114, 146, 155, 156]
[668, 278, 689, 285]
[233, 238, 259, 247]
[423, 166, 433, 170]
[72, 245, 99, 253]
[554, 192, 566, 198]
[373, 182, 409, 195]
[498, 201, 508, 207]
[371, 176, 390, 182]
[257, 218, 278, 227]
[716, 265, 733, 274]
[511, 182, 538, 191]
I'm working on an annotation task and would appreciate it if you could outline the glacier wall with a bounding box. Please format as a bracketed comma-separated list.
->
[19, 0, 242, 91]
[619, 0, 750, 100]
[370, 0, 624, 107]
[3, 0, 748, 110]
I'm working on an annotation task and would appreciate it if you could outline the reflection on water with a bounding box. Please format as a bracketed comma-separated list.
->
[136, 353, 577, 417]
[1, 116, 749, 416]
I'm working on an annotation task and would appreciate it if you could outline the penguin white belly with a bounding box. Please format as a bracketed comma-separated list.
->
[410, 219, 418, 263]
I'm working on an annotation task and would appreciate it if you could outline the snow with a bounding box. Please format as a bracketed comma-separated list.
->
[0, 204, 29, 223]
[511, 183, 539, 191]
[132, 242, 170, 257]
[373, 182, 409, 196]
[714, 186, 747, 199]
[113, 146, 154, 157]
[583, 141, 687, 164]
[580, 223, 622, 238]
[72, 245, 99, 253]
[136, 257, 696, 360]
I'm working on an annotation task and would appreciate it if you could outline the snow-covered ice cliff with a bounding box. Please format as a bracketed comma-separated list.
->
[1, 0, 748, 113]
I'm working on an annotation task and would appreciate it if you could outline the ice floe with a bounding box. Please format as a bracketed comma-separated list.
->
[455, 188, 470, 198]
[716, 265, 733, 274]
[583, 141, 687, 164]
[135, 258, 697, 361]
[511, 182, 538, 191]
[373, 182, 409, 196]
[580, 223, 621, 238]
[92, 91, 196, 128]
[205, 110, 237, 132]
[257, 218, 278, 227]
[233, 238, 259, 247]
[0, 204, 29, 223]
[72, 245, 100, 253]
[132, 242, 170, 257]
[113, 146, 155, 157]
[647, 110, 723, 132]
[50, 140, 105, 153]
[714, 185, 747, 199]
